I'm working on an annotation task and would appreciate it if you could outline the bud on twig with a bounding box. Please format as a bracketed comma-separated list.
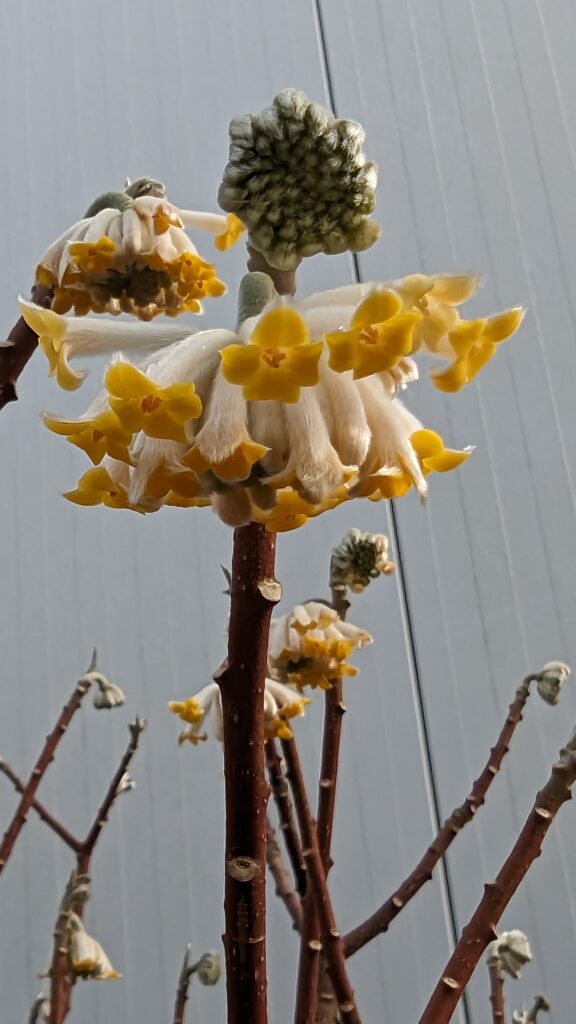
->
[535, 661, 570, 706]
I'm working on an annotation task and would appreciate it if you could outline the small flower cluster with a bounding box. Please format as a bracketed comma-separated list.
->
[169, 678, 310, 746]
[218, 89, 379, 270]
[268, 600, 372, 691]
[23, 268, 522, 530]
[330, 527, 395, 594]
[34, 179, 243, 321]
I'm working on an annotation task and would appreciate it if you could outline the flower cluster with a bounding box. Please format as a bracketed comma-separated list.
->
[23, 268, 522, 530]
[170, 678, 310, 746]
[330, 527, 395, 594]
[218, 89, 379, 269]
[268, 600, 372, 690]
[34, 179, 243, 320]
[67, 913, 121, 981]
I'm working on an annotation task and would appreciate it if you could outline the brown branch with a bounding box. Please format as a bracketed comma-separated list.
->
[419, 730, 576, 1024]
[526, 995, 550, 1021]
[214, 523, 279, 1024]
[281, 738, 360, 1024]
[0, 759, 81, 852]
[173, 946, 194, 1024]
[76, 717, 145, 875]
[0, 674, 93, 873]
[266, 816, 303, 931]
[344, 674, 536, 958]
[265, 739, 307, 897]
[0, 285, 52, 411]
[49, 903, 72, 1024]
[487, 950, 507, 1024]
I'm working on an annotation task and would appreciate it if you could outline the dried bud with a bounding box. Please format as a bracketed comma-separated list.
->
[535, 661, 570, 705]
[28, 993, 50, 1024]
[115, 772, 135, 796]
[195, 951, 221, 986]
[68, 913, 121, 980]
[219, 89, 379, 269]
[498, 930, 532, 979]
[91, 673, 126, 710]
[330, 527, 395, 593]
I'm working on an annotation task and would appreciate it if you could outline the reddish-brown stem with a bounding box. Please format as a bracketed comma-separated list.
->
[76, 718, 145, 875]
[49, 903, 71, 1024]
[265, 816, 303, 932]
[526, 995, 550, 1021]
[215, 522, 279, 1024]
[487, 953, 507, 1024]
[0, 759, 81, 852]
[344, 674, 535, 958]
[265, 739, 307, 897]
[0, 285, 52, 411]
[281, 738, 360, 1024]
[173, 948, 194, 1024]
[419, 734, 576, 1024]
[0, 676, 92, 873]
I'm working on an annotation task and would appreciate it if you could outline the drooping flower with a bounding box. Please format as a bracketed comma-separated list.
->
[68, 914, 121, 980]
[268, 600, 372, 690]
[24, 268, 522, 527]
[34, 179, 240, 319]
[218, 89, 380, 269]
[91, 672, 126, 710]
[169, 679, 310, 745]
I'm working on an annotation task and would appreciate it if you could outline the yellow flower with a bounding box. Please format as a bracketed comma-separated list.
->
[63, 467, 132, 510]
[326, 290, 421, 378]
[168, 698, 204, 725]
[19, 300, 85, 390]
[105, 361, 202, 443]
[152, 205, 184, 235]
[183, 439, 268, 482]
[214, 213, 246, 252]
[68, 236, 116, 274]
[253, 487, 348, 533]
[357, 428, 471, 499]
[44, 411, 133, 465]
[220, 307, 324, 402]
[431, 308, 524, 392]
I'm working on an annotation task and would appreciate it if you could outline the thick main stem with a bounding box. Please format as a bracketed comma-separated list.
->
[0, 285, 52, 411]
[215, 523, 278, 1024]
[282, 738, 360, 1024]
[344, 675, 535, 958]
[419, 735, 576, 1024]
[0, 676, 92, 872]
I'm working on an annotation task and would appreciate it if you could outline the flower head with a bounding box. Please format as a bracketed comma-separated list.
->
[535, 660, 571, 706]
[169, 679, 310, 745]
[34, 182, 239, 319]
[30, 269, 522, 527]
[330, 527, 395, 593]
[90, 672, 126, 710]
[268, 600, 372, 690]
[490, 930, 533, 980]
[218, 89, 379, 269]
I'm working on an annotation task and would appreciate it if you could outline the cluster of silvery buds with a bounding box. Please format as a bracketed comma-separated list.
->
[534, 661, 571, 706]
[89, 670, 126, 710]
[488, 930, 533, 979]
[330, 527, 395, 594]
[218, 88, 379, 270]
[179, 945, 222, 988]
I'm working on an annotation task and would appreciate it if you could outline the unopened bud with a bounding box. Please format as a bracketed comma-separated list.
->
[536, 661, 570, 705]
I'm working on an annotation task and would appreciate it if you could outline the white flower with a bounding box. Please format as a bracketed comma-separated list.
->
[33, 183, 243, 320]
[88, 671, 126, 709]
[68, 914, 121, 980]
[268, 600, 372, 690]
[169, 678, 310, 745]
[488, 930, 532, 979]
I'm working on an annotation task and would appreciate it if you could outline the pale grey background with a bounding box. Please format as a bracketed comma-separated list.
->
[1, 0, 575, 1020]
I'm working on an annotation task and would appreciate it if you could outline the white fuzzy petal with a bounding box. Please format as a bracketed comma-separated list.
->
[195, 371, 250, 463]
[37, 217, 91, 275]
[179, 210, 229, 234]
[268, 391, 347, 503]
[316, 360, 370, 466]
[355, 378, 426, 495]
[248, 401, 288, 475]
[82, 208, 117, 244]
[120, 207, 142, 258]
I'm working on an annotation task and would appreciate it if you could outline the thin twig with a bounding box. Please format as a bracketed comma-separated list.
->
[76, 718, 146, 874]
[281, 738, 360, 1024]
[0, 673, 93, 873]
[0, 759, 81, 852]
[173, 945, 194, 1024]
[214, 523, 279, 1024]
[526, 995, 550, 1021]
[266, 817, 303, 931]
[265, 739, 307, 897]
[419, 729, 576, 1024]
[487, 951, 507, 1024]
[344, 674, 536, 958]
[0, 285, 51, 411]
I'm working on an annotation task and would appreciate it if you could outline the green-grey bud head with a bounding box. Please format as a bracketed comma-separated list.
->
[535, 661, 570, 705]
[330, 527, 394, 593]
[496, 930, 532, 979]
[218, 89, 379, 269]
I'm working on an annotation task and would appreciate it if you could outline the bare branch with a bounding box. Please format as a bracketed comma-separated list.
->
[265, 739, 306, 897]
[0, 286, 51, 411]
[0, 759, 81, 852]
[265, 816, 302, 932]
